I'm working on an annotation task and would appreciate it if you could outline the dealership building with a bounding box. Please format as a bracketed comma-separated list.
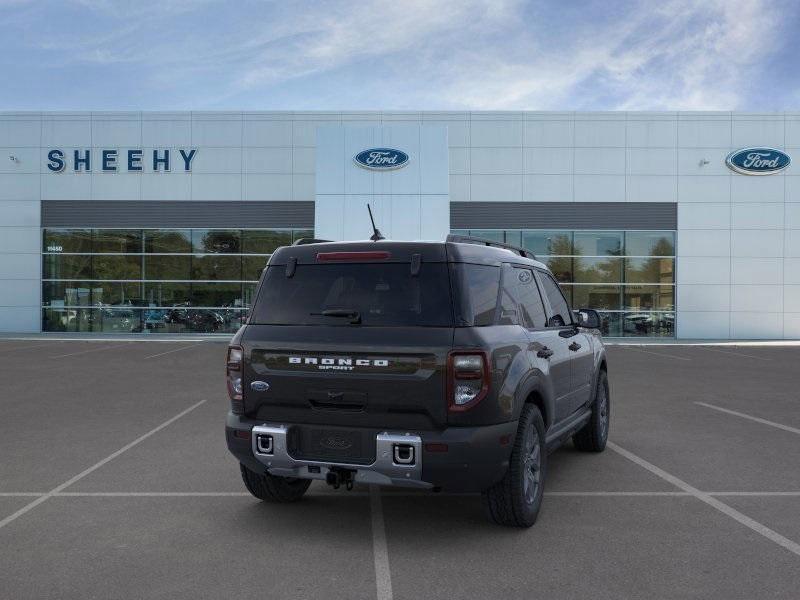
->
[0, 110, 798, 339]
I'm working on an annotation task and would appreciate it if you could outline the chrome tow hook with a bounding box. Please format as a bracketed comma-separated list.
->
[393, 444, 415, 465]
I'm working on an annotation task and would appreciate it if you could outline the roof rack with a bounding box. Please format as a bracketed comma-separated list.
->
[292, 238, 333, 245]
[446, 234, 536, 260]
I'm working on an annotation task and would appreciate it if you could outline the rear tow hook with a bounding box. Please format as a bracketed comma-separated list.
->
[326, 467, 356, 491]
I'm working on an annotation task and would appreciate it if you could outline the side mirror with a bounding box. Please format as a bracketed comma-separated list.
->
[574, 308, 601, 329]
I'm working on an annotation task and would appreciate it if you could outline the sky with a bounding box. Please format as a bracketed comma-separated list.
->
[1, 0, 799, 111]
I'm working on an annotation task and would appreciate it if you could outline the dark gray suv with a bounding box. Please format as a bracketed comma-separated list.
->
[225, 235, 609, 527]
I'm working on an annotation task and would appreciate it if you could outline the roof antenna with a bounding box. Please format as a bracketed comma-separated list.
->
[367, 203, 385, 241]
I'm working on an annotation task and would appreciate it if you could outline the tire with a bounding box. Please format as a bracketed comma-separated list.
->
[573, 369, 610, 453]
[481, 404, 547, 528]
[240, 463, 311, 503]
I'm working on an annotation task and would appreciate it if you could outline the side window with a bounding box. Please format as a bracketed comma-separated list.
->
[498, 266, 518, 326]
[539, 271, 572, 327]
[513, 268, 548, 329]
[452, 264, 500, 326]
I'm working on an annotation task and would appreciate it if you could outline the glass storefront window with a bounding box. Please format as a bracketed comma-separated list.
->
[570, 285, 623, 311]
[624, 257, 674, 284]
[43, 254, 93, 279]
[144, 255, 192, 280]
[143, 282, 191, 307]
[625, 231, 675, 256]
[43, 229, 92, 253]
[624, 285, 675, 311]
[93, 230, 142, 253]
[242, 230, 292, 254]
[42, 227, 311, 334]
[573, 257, 622, 284]
[573, 231, 623, 256]
[92, 255, 142, 280]
[192, 229, 241, 253]
[521, 231, 573, 256]
[190, 282, 243, 307]
[191, 255, 242, 281]
[144, 230, 192, 253]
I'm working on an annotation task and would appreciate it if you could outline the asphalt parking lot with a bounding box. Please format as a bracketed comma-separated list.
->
[1, 338, 799, 599]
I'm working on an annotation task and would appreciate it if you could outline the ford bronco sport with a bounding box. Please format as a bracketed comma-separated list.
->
[225, 235, 609, 527]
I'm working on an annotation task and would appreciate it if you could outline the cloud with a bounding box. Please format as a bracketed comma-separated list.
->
[0, 0, 796, 110]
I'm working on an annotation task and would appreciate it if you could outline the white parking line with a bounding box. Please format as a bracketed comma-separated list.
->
[55, 492, 249, 497]
[608, 441, 800, 558]
[707, 492, 800, 496]
[695, 402, 800, 436]
[620, 346, 691, 361]
[50, 342, 135, 358]
[695, 347, 771, 361]
[370, 485, 393, 600]
[143, 344, 203, 360]
[0, 400, 206, 532]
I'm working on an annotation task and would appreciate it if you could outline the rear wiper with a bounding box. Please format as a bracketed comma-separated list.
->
[311, 309, 361, 324]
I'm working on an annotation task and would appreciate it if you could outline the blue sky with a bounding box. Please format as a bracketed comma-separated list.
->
[2, 0, 798, 111]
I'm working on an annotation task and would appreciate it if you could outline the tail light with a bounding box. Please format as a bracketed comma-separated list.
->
[226, 345, 244, 414]
[447, 351, 490, 412]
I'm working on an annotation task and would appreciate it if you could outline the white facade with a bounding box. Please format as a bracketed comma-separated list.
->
[1, 111, 799, 339]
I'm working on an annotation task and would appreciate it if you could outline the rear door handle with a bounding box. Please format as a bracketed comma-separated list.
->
[537, 347, 554, 359]
[568, 342, 581, 352]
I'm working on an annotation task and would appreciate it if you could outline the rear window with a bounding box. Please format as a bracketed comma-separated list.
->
[249, 263, 453, 327]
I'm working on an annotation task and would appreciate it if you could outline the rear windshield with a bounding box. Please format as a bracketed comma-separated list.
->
[249, 263, 453, 327]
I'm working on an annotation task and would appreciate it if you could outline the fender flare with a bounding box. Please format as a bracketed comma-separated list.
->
[512, 370, 555, 430]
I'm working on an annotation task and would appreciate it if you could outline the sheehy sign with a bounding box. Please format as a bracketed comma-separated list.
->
[46, 149, 197, 172]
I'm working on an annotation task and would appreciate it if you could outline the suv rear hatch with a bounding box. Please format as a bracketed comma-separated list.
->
[241, 243, 454, 436]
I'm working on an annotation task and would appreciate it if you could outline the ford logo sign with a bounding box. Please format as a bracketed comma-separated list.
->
[354, 148, 409, 170]
[725, 147, 790, 175]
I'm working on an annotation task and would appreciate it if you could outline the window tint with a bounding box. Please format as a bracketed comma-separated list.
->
[251, 263, 453, 327]
[504, 267, 547, 328]
[451, 264, 500, 326]
[539, 271, 572, 327]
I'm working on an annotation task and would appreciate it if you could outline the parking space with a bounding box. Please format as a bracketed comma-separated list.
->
[0, 339, 799, 599]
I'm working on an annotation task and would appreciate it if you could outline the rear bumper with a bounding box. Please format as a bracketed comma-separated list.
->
[226, 412, 517, 492]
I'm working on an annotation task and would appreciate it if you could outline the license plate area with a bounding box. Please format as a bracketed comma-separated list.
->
[287, 425, 376, 465]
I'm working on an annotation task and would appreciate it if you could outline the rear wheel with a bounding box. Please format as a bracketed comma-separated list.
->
[482, 404, 547, 527]
[573, 370, 610, 452]
[240, 463, 311, 502]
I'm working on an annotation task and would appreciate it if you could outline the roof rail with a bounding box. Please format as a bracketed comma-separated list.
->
[446, 234, 536, 260]
[292, 238, 333, 245]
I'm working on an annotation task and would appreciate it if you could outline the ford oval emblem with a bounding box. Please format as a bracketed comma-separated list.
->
[725, 147, 790, 175]
[250, 381, 269, 392]
[354, 148, 409, 170]
[319, 435, 353, 450]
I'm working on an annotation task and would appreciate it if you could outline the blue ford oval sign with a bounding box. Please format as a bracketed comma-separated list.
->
[354, 148, 409, 170]
[726, 147, 790, 175]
